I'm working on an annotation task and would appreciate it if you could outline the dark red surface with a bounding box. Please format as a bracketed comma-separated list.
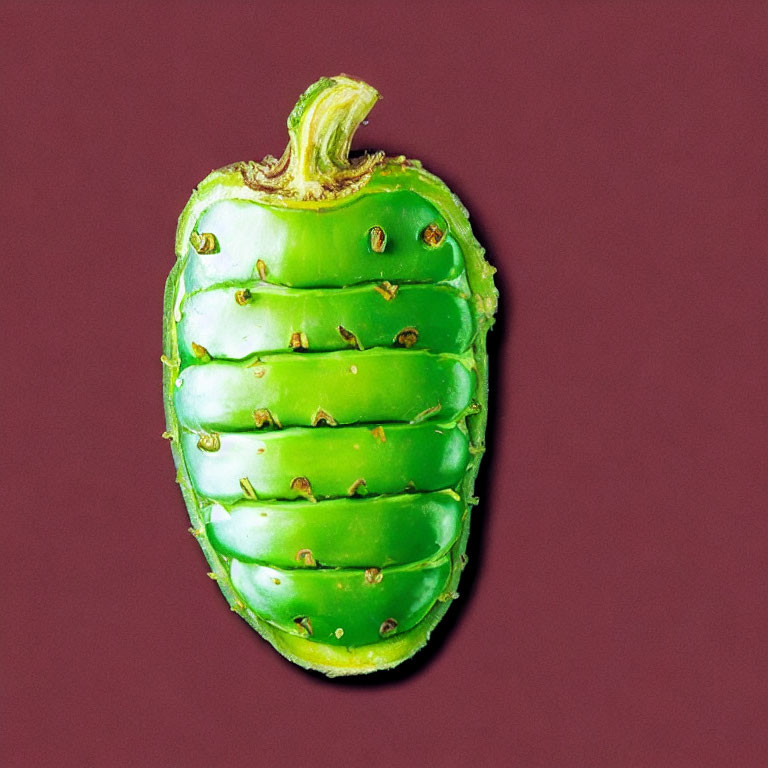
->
[2, 2, 767, 766]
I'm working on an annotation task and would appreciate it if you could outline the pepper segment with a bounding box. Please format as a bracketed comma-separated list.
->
[205, 491, 463, 569]
[175, 350, 475, 430]
[163, 75, 497, 675]
[230, 557, 452, 648]
[176, 283, 475, 361]
[180, 423, 470, 502]
[183, 192, 463, 292]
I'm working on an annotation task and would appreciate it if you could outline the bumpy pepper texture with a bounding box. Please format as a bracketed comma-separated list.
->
[162, 76, 497, 675]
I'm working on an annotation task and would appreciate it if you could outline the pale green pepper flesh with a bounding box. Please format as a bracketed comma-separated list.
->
[204, 491, 463, 568]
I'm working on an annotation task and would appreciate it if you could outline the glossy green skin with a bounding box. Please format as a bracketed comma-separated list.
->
[205, 492, 463, 568]
[182, 190, 463, 291]
[175, 350, 474, 430]
[164, 157, 497, 675]
[177, 282, 475, 361]
[230, 558, 452, 647]
[181, 423, 469, 502]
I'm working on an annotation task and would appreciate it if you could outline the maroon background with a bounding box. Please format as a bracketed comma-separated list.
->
[2, 2, 767, 766]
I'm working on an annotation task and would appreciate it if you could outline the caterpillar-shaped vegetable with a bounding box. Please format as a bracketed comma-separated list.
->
[162, 76, 497, 676]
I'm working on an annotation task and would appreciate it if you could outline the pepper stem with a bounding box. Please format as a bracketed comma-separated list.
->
[238, 75, 384, 200]
[286, 76, 380, 197]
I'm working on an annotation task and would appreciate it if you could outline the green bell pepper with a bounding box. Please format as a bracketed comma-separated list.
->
[163, 75, 497, 676]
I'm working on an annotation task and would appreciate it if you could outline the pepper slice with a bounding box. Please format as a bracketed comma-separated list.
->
[176, 282, 475, 361]
[230, 557, 452, 647]
[205, 491, 463, 568]
[174, 349, 475, 430]
[180, 423, 469, 502]
[183, 192, 463, 291]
